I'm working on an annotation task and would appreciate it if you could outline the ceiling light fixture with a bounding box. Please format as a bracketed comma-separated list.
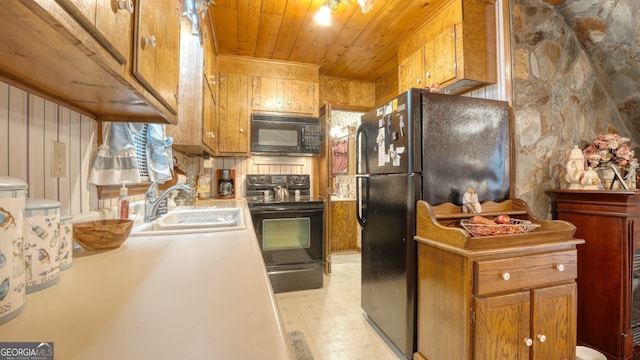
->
[314, 2, 333, 26]
[314, 0, 352, 26]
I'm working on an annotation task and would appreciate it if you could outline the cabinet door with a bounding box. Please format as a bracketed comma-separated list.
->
[201, 16, 217, 102]
[95, 1, 132, 64]
[202, 78, 216, 154]
[531, 283, 576, 360]
[57, 0, 132, 64]
[134, 0, 180, 114]
[398, 48, 425, 92]
[274, 78, 288, 112]
[291, 80, 316, 115]
[219, 73, 250, 155]
[474, 291, 531, 360]
[252, 76, 278, 112]
[432, 26, 457, 87]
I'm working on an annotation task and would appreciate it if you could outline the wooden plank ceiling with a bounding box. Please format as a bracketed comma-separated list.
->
[210, 0, 442, 82]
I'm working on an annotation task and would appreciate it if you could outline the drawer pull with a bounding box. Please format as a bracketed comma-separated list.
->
[524, 338, 533, 347]
[501, 272, 511, 281]
[537, 334, 546, 343]
[556, 264, 565, 272]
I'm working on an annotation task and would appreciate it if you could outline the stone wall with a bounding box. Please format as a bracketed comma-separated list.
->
[511, 0, 637, 218]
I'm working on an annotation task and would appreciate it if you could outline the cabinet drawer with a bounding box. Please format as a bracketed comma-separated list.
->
[474, 250, 577, 296]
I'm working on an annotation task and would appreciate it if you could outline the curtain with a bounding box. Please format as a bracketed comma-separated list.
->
[88, 123, 174, 185]
[146, 124, 174, 182]
[88, 122, 141, 186]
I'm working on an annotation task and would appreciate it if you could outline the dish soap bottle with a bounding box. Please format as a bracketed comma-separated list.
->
[118, 182, 129, 219]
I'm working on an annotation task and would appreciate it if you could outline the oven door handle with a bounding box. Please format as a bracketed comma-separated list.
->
[250, 208, 323, 214]
[268, 267, 317, 275]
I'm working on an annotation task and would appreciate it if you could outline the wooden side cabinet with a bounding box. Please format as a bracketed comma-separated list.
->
[414, 199, 582, 360]
[551, 190, 640, 360]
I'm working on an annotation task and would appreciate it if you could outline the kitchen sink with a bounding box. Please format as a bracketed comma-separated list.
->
[130, 207, 245, 236]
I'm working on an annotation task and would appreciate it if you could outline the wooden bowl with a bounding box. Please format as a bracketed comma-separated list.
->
[73, 219, 134, 250]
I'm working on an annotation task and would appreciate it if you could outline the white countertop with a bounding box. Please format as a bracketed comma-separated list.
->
[0, 199, 294, 360]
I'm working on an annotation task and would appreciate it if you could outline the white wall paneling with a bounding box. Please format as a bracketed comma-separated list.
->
[0, 80, 98, 215]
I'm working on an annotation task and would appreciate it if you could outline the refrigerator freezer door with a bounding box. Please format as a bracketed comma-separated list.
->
[421, 93, 511, 206]
[357, 90, 422, 176]
[361, 173, 420, 358]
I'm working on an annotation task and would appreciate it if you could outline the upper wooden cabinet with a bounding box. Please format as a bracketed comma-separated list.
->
[216, 55, 320, 156]
[134, 0, 180, 115]
[218, 72, 251, 156]
[398, 0, 497, 95]
[0, 0, 178, 123]
[319, 77, 375, 110]
[168, 10, 215, 156]
[252, 77, 318, 115]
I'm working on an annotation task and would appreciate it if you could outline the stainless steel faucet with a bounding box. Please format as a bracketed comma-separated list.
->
[144, 177, 194, 222]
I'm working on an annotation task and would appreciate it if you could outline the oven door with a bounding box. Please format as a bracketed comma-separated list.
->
[250, 207, 324, 266]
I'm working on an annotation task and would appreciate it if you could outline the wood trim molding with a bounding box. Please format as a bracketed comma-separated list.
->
[97, 184, 149, 199]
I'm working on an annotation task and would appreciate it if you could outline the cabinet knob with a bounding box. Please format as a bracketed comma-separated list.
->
[524, 338, 533, 347]
[556, 264, 565, 272]
[416, 78, 421, 84]
[501, 272, 511, 281]
[537, 334, 546, 343]
[239, 128, 244, 133]
[116, 0, 134, 13]
[205, 132, 215, 138]
[144, 35, 157, 48]
[425, 72, 431, 78]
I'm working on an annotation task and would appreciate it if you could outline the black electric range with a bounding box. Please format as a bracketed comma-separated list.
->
[245, 174, 325, 293]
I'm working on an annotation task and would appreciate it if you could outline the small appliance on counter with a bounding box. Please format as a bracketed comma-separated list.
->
[216, 169, 235, 199]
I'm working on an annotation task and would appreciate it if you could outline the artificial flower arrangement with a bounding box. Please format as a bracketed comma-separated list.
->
[582, 133, 637, 189]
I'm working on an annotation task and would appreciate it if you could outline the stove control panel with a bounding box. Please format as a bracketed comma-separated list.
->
[246, 174, 310, 189]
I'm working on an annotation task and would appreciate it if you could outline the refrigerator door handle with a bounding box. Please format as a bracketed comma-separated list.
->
[356, 123, 368, 175]
[356, 174, 369, 227]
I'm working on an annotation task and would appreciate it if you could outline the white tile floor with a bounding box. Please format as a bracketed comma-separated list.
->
[275, 252, 404, 360]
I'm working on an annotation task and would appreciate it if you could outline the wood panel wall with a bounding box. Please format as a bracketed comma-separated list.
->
[0, 80, 98, 216]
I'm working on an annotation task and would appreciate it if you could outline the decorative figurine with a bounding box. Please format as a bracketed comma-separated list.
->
[581, 167, 601, 190]
[625, 158, 638, 190]
[462, 187, 482, 213]
[565, 145, 586, 189]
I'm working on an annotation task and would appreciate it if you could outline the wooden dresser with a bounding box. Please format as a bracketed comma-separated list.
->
[551, 190, 640, 360]
[414, 199, 583, 360]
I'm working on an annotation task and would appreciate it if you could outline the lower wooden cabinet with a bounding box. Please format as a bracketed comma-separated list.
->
[330, 200, 358, 252]
[414, 199, 582, 360]
[475, 283, 576, 360]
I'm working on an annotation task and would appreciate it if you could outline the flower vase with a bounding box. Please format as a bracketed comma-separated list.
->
[599, 167, 615, 189]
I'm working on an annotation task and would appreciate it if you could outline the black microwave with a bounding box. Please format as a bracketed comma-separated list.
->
[250, 114, 321, 156]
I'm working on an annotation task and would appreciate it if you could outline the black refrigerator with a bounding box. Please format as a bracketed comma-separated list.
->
[355, 89, 511, 359]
